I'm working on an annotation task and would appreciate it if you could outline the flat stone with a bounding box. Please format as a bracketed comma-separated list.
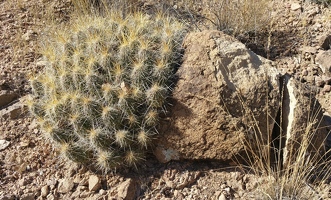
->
[0, 90, 18, 108]
[58, 178, 74, 193]
[117, 179, 136, 200]
[322, 85, 331, 94]
[300, 46, 318, 54]
[0, 140, 10, 151]
[316, 50, 331, 76]
[282, 75, 329, 166]
[89, 175, 101, 192]
[41, 185, 49, 197]
[0, 101, 25, 119]
[290, 3, 301, 11]
[20, 193, 34, 200]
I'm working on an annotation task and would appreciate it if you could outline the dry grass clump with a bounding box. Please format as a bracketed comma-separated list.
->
[171, 0, 272, 36]
[239, 97, 331, 199]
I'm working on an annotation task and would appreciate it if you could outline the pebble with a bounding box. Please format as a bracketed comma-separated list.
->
[322, 85, 331, 93]
[99, 189, 107, 195]
[20, 193, 34, 200]
[117, 179, 137, 200]
[319, 34, 331, 50]
[41, 185, 49, 197]
[89, 175, 101, 192]
[315, 76, 325, 87]
[290, 3, 301, 11]
[0, 140, 10, 151]
[57, 178, 74, 193]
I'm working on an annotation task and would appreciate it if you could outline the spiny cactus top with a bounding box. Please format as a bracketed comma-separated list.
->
[27, 12, 186, 172]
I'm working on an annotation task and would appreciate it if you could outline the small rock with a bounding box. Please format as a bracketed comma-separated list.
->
[322, 75, 331, 84]
[0, 195, 15, 200]
[0, 101, 25, 119]
[290, 3, 301, 11]
[0, 140, 10, 151]
[0, 90, 18, 108]
[316, 50, 331, 76]
[319, 34, 331, 50]
[117, 179, 137, 200]
[322, 85, 331, 94]
[315, 76, 325, 87]
[46, 194, 57, 200]
[20, 193, 34, 200]
[300, 46, 318, 54]
[18, 178, 28, 186]
[79, 176, 89, 186]
[41, 185, 49, 197]
[89, 175, 101, 192]
[302, 69, 308, 76]
[218, 193, 227, 200]
[99, 189, 107, 195]
[73, 175, 81, 184]
[58, 178, 75, 193]
[79, 191, 90, 198]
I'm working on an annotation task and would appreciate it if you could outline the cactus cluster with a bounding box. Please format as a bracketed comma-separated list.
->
[27, 12, 185, 171]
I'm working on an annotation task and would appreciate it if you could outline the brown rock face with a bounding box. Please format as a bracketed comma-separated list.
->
[156, 30, 281, 162]
[282, 75, 329, 166]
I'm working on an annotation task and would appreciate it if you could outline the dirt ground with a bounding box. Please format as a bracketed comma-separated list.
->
[1, 0, 331, 199]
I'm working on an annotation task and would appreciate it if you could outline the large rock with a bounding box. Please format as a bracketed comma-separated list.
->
[282, 75, 329, 165]
[155, 30, 281, 162]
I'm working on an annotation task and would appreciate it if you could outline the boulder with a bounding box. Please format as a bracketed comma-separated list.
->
[155, 30, 281, 162]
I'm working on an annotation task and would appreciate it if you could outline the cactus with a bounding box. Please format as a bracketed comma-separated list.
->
[28, 12, 185, 172]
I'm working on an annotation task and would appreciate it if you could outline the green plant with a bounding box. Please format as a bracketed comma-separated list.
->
[27, 11, 185, 172]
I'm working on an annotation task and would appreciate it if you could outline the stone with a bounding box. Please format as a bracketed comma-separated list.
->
[156, 30, 280, 162]
[300, 46, 317, 54]
[316, 50, 331, 76]
[99, 189, 107, 195]
[57, 178, 74, 193]
[321, 85, 331, 94]
[0, 101, 26, 119]
[0, 140, 10, 151]
[0, 195, 15, 200]
[315, 76, 325, 87]
[322, 75, 331, 84]
[281, 75, 329, 166]
[20, 193, 34, 200]
[41, 185, 49, 197]
[319, 33, 331, 50]
[117, 179, 136, 200]
[0, 90, 18, 108]
[89, 175, 101, 192]
[290, 3, 301, 11]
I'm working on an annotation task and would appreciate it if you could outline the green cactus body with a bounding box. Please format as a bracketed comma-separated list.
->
[28, 12, 185, 172]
